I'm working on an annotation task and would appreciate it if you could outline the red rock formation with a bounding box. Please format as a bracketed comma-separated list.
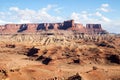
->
[45, 23, 49, 31]
[0, 20, 108, 34]
[53, 23, 59, 30]
[0, 25, 5, 33]
[60, 20, 75, 30]
[86, 24, 107, 34]
[1, 24, 21, 34]
[26, 24, 38, 33]
[73, 23, 86, 33]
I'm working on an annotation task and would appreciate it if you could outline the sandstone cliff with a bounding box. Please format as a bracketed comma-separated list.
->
[0, 20, 107, 34]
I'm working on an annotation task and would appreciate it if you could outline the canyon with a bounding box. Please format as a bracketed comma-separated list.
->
[0, 20, 120, 80]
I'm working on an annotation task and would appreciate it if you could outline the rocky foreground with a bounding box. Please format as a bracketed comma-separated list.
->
[0, 32, 120, 80]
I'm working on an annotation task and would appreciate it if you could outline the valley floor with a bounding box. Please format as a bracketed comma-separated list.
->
[0, 34, 120, 80]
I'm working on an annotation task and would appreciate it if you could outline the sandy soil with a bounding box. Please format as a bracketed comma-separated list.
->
[0, 34, 120, 80]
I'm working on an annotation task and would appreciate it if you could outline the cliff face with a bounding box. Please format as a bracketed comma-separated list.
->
[0, 20, 107, 34]
[86, 24, 105, 34]
[0, 24, 21, 34]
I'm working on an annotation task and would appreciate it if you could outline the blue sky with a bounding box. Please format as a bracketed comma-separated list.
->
[0, 0, 120, 33]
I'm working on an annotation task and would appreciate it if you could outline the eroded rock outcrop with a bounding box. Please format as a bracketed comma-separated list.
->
[86, 24, 107, 34]
[0, 20, 107, 34]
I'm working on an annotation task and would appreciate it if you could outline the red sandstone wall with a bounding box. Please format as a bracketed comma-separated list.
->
[63, 20, 75, 30]
[1, 24, 21, 34]
[53, 23, 59, 30]
[86, 24, 104, 34]
[0, 20, 107, 34]
[25, 24, 38, 33]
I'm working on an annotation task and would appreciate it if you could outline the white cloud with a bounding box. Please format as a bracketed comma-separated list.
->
[81, 14, 88, 20]
[54, 7, 63, 13]
[71, 11, 93, 23]
[95, 12, 102, 17]
[71, 12, 81, 23]
[0, 5, 64, 24]
[40, 4, 55, 12]
[0, 12, 5, 15]
[0, 20, 12, 25]
[20, 20, 31, 23]
[101, 16, 111, 22]
[97, 3, 110, 12]
[71, 10, 111, 24]
[95, 11, 111, 22]
[100, 8, 109, 12]
[81, 11, 87, 14]
[0, 20, 7, 25]
[9, 7, 19, 11]
[0, 12, 6, 19]
[102, 19, 120, 33]
[102, 4, 109, 7]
